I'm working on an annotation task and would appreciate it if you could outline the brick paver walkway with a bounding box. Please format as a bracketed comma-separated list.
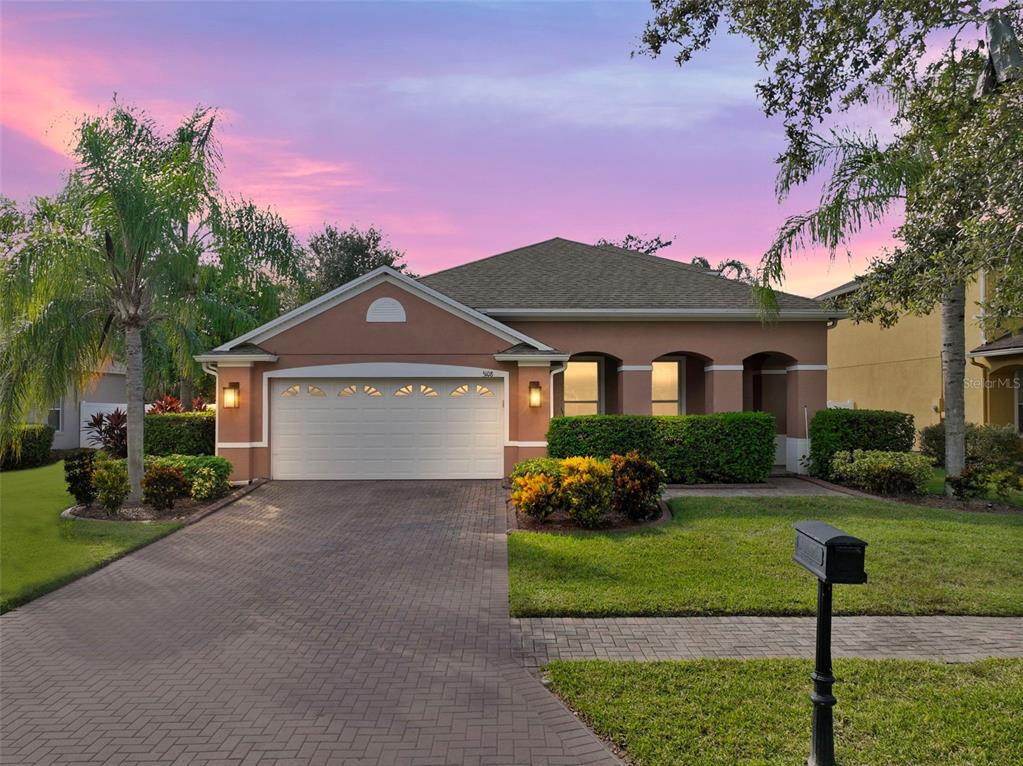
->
[664, 477, 845, 498]
[0, 481, 619, 766]
[513, 616, 1023, 671]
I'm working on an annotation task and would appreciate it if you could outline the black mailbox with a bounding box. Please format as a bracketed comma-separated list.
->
[794, 521, 867, 584]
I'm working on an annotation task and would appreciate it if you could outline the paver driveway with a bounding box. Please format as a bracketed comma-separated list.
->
[0, 481, 618, 766]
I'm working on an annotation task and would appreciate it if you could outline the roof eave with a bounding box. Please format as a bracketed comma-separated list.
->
[194, 352, 280, 363]
[480, 308, 842, 321]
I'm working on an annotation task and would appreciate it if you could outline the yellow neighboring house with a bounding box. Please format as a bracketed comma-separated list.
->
[817, 277, 1022, 433]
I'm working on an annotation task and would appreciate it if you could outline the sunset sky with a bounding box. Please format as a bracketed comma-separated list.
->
[1, 1, 900, 297]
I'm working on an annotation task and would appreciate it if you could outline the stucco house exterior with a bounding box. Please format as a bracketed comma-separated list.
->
[819, 276, 1022, 434]
[42, 364, 128, 450]
[196, 239, 837, 481]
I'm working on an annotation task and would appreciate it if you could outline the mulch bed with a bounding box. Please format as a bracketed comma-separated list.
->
[63, 480, 264, 524]
[509, 500, 672, 533]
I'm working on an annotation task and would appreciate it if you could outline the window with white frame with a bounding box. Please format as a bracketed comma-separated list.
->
[564, 360, 601, 416]
[651, 360, 686, 416]
[47, 399, 62, 431]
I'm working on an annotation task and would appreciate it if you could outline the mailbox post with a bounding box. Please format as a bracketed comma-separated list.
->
[793, 522, 868, 766]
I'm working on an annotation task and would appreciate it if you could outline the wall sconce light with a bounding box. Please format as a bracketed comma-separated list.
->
[528, 380, 542, 408]
[222, 382, 240, 409]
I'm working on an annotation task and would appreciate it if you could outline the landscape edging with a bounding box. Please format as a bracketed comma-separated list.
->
[61, 479, 266, 525]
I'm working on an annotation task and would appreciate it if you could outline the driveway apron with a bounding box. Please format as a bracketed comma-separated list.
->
[0, 481, 618, 766]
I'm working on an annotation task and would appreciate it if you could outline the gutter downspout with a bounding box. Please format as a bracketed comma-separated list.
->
[549, 363, 566, 420]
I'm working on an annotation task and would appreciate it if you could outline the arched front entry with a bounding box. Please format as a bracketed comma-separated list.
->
[744, 352, 796, 467]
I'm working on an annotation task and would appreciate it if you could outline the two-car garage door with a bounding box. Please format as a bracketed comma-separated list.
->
[270, 378, 504, 479]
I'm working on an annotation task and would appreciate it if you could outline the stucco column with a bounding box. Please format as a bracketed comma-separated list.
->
[514, 364, 552, 442]
[215, 363, 261, 481]
[704, 365, 744, 412]
[785, 365, 828, 473]
[618, 365, 652, 415]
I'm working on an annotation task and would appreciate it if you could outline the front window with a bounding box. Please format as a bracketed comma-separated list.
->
[652, 360, 684, 415]
[564, 361, 600, 415]
[47, 400, 62, 431]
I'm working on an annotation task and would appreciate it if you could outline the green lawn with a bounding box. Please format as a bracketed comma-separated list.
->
[508, 495, 1023, 617]
[0, 461, 180, 613]
[547, 658, 1023, 766]
[926, 467, 1023, 507]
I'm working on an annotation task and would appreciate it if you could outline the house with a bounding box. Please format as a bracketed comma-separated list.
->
[818, 277, 1022, 433]
[195, 238, 837, 481]
[44, 364, 128, 450]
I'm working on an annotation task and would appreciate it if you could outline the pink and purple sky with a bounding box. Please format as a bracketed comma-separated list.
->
[1, 1, 898, 297]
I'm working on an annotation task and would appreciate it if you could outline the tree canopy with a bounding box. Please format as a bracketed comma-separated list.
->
[300, 224, 412, 301]
[0, 101, 302, 496]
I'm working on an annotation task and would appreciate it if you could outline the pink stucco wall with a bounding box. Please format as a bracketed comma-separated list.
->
[214, 282, 829, 480]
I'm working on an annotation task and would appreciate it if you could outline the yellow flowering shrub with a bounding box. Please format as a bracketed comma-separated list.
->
[559, 456, 613, 528]
[511, 472, 561, 521]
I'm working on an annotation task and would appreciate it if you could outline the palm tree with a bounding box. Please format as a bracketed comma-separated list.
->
[0, 102, 300, 501]
[757, 56, 987, 487]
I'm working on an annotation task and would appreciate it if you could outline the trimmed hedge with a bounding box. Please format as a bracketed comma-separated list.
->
[143, 454, 232, 486]
[546, 412, 775, 484]
[831, 449, 934, 495]
[1, 424, 55, 471]
[144, 412, 215, 456]
[808, 408, 915, 479]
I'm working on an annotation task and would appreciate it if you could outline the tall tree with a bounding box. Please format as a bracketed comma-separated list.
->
[690, 255, 753, 282]
[302, 224, 411, 300]
[0, 102, 301, 500]
[642, 2, 1023, 487]
[597, 234, 673, 256]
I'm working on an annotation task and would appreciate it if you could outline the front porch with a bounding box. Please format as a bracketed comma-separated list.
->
[529, 348, 827, 474]
[969, 331, 1023, 432]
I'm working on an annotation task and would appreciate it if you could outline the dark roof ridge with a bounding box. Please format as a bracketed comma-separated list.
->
[422, 237, 564, 279]
[578, 237, 818, 305]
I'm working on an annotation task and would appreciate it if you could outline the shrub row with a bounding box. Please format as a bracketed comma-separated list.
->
[831, 449, 934, 495]
[546, 412, 775, 484]
[807, 409, 915, 479]
[0, 424, 55, 471]
[63, 450, 233, 513]
[144, 412, 215, 456]
[919, 422, 1023, 470]
[510, 452, 665, 528]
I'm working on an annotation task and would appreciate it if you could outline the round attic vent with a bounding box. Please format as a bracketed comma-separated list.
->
[366, 297, 406, 323]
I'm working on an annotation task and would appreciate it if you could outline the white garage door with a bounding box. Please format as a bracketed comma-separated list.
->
[270, 378, 504, 480]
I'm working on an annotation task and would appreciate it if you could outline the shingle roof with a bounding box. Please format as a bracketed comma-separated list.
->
[196, 342, 277, 359]
[497, 342, 566, 356]
[970, 331, 1023, 355]
[419, 238, 824, 312]
[814, 280, 860, 301]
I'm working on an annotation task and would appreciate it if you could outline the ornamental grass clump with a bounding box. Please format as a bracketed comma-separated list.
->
[559, 456, 614, 528]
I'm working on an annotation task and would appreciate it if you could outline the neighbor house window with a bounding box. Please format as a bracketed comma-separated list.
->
[47, 399, 62, 431]
[652, 360, 685, 415]
[564, 360, 601, 415]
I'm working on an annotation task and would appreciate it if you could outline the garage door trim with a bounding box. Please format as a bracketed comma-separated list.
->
[216, 363, 510, 449]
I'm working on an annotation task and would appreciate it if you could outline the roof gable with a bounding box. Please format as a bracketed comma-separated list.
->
[213, 267, 552, 352]
[419, 237, 827, 315]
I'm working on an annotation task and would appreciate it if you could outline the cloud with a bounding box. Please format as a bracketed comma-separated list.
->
[388, 62, 757, 130]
